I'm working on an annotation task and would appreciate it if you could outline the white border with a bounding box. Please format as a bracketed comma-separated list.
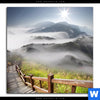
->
[0, 3, 100, 97]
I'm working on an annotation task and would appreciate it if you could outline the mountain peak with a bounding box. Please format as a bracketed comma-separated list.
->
[56, 21, 69, 25]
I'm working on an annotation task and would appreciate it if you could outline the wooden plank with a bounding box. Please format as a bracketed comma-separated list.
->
[32, 77, 48, 82]
[20, 75, 25, 83]
[25, 76, 30, 79]
[17, 65, 20, 69]
[52, 79, 93, 88]
[33, 85, 48, 93]
[20, 70, 24, 76]
[25, 82, 31, 87]
[48, 74, 54, 93]
[7, 66, 35, 94]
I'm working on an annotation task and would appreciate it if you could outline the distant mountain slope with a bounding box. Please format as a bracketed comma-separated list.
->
[50, 36, 93, 59]
[28, 21, 87, 38]
[20, 35, 93, 59]
[34, 21, 55, 28]
[58, 55, 92, 67]
[27, 21, 55, 33]
[39, 23, 86, 38]
[33, 36, 55, 40]
[14, 35, 93, 74]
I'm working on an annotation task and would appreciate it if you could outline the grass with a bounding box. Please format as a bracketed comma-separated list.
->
[20, 60, 93, 93]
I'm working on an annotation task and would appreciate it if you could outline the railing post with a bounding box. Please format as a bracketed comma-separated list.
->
[18, 68, 21, 79]
[15, 65, 17, 72]
[18, 68, 21, 74]
[39, 80, 42, 88]
[48, 73, 54, 93]
[23, 74, 27, 85]
[71, 85, 76, 93]
[30, 74, 35, 91]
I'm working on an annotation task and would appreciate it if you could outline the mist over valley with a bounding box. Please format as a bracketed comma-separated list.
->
[7, 21, 93, 74]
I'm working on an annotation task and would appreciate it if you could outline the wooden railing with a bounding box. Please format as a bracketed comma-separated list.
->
[15, 65, 93, 93]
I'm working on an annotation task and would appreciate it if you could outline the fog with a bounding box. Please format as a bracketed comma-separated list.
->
[7, 27, 31, 50]
[7, 27, 77, 50]
[7, 27, 93, 74]
[17, 49, 93, 74]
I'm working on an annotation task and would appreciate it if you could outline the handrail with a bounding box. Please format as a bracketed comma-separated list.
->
[32, 77, 48, 81]
[15, 65, 93, 93]
[52, 79, 93, 88]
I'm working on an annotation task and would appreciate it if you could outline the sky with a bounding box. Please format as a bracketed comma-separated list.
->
[7, 7, 93, 29]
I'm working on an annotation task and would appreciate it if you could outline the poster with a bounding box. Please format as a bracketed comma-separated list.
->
[0, 0, 100, 99]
